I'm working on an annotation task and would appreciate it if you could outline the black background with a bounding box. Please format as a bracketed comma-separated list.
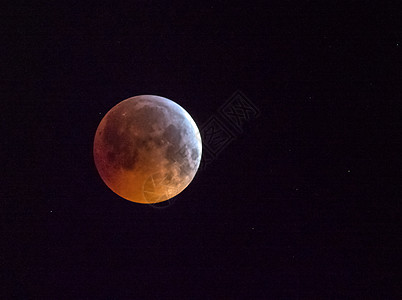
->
[2, 1, 401, 299]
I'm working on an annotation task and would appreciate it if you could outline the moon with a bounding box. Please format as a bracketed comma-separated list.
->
[93, 95, 202, 204]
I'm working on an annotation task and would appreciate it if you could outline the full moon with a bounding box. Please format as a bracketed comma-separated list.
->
[93, 95, 202, 204]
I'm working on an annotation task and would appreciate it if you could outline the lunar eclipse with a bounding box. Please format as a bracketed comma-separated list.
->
[93, 95, 202, 204]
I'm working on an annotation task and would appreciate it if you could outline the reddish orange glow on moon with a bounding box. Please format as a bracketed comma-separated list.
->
[93, 95, 202, 204]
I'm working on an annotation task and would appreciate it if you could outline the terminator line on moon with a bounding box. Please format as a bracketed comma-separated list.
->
[93, 95, 202, 204]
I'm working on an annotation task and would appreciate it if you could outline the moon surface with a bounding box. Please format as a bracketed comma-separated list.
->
[93, 95, 202, 204]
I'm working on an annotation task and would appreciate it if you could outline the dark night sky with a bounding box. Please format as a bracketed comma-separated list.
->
[2, 1, 401, 299]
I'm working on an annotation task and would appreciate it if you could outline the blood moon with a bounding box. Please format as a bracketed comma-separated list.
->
[93, 95, 202, 204]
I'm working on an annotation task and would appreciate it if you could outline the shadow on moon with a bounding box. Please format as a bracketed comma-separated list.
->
[93, 95, 202, 204]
